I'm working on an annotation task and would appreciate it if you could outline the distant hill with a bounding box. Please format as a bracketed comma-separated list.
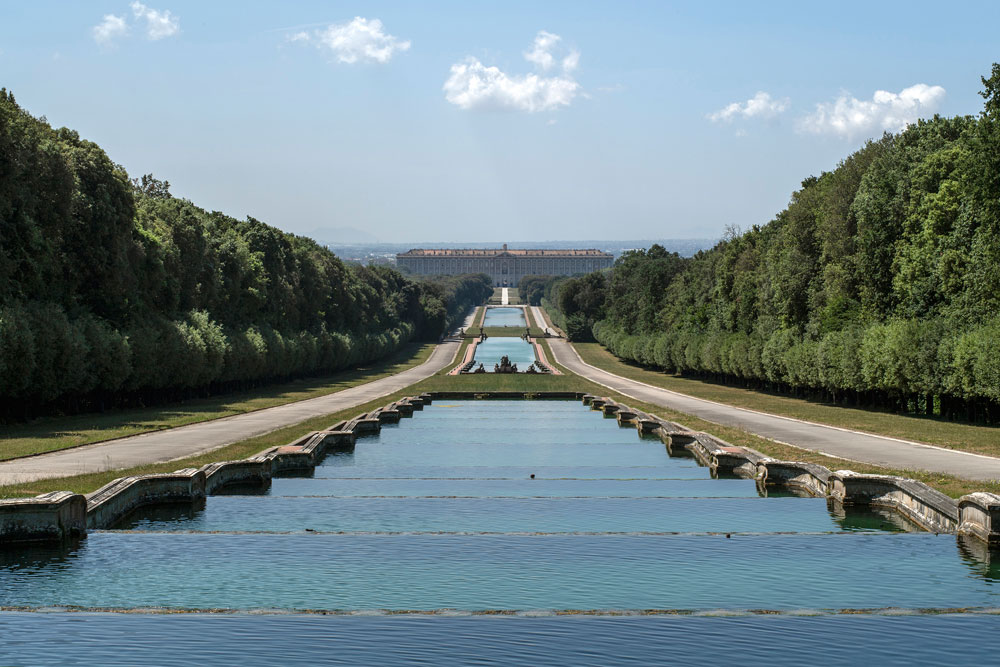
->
[309, 227, 379, 244]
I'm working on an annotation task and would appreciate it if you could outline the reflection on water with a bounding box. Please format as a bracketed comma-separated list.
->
[210, 481, 271, 496]
[0, 538, 82, 572]
[956, 534, 1000, 581]
[829, 503, 919, 533]
[110, 499, 206, 530]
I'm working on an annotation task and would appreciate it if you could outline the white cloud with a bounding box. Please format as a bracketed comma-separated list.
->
[798, 83, 946, 138]
[93, 14, 128, 45]
[130, 2, 179, 40]
[562, 50, 580, 73]
[444, 31, 581, 113]
[294, 17, 410, 64]
[709, 91, 789, 123]
[524, 30, 560, 70]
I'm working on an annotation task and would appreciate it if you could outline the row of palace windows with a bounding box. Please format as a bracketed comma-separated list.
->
[405, 259, 607, 273]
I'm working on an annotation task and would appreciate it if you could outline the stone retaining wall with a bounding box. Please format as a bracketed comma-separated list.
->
[201, 457, 272, 495]
[0, 491, 86, 544]
[579, 394, 995, 544]
[86, 469, 207, 530]
[828, 471, 959, 533]
[1, 394, 430, 541]
[755, 460, 831, 497]
[958, 493, 1000, 548]
[4, 390, 1000, 549]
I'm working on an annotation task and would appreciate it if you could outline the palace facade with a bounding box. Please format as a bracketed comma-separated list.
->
[396, 244, 614, 287]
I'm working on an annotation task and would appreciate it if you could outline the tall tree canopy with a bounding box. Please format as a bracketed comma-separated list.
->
[547, 65, 1000, 423]
[0, 90, 491, 418]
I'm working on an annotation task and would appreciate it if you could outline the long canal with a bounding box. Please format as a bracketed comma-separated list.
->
[2, 400, 999, 664]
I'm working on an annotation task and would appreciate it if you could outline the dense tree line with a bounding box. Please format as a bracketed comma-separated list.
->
[520, 273, 610, 342]
[0, 91, 491, 419]
[551, 65, 1000, 423]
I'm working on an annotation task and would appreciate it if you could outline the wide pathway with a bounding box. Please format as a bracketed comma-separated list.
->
[0, 312, 474, 486]
[501, 287, 509, 305]
[540, 316, 1000, 482]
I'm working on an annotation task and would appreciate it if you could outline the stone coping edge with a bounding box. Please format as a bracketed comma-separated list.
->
[581, 394, 995, 546]
[3, 392, 997, 548]
[0, 394, 424, 542]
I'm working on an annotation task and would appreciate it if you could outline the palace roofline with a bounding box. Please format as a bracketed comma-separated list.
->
[396, 248, 612, 257]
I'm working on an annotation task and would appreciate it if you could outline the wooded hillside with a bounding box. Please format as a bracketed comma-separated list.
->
[0, 91, 491, 418]
[550, 65, 1000, 422]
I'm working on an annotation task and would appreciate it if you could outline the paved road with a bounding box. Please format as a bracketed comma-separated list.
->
[545, 332, 1000, 482]
[0, 313, 473, 486]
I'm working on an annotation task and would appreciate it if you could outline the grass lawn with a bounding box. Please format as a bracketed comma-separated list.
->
[487, 287, 520, 305]
[572, 341, 1000, 458]
[0, 343, 435, 462]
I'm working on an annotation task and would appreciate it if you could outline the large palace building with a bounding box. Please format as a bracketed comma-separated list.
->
[396, 245, 614, 287]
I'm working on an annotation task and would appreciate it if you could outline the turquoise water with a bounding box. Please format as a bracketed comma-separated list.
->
[482, 306, 526, 327]
[2, 399, 998, 663]
[3, 532, 995, 610]
[471, 337, 537, 371]
[2, 614, 999, 666]
[116, 496, 868, 533]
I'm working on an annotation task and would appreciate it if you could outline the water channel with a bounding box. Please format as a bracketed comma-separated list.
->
[481, 306, 527, 327]
[2, 400, 999, 664]
[474, 307, 537, 371]
[471, 337, 538, 371]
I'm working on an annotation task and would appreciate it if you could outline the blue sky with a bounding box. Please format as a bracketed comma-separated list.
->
[2, 1, 997, 243]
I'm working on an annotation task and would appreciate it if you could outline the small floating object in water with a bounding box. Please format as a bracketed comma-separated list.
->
[725, 533, 731, 539]
[530, 474, 535, 479]
[305, 528, 316, 532]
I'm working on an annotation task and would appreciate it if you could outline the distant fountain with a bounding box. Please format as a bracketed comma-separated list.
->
[494, 355, 518, 374]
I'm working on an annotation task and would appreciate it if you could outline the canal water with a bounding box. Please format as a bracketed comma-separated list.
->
[482, 306, 527, 327]
[2, 400, 999, 665]
[471, 337, 538, 371]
